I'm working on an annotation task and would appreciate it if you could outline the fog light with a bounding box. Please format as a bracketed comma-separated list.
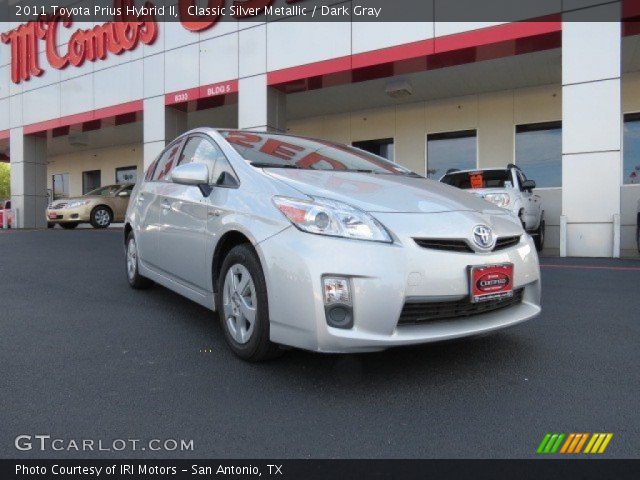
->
[323, 277, 353, 329]
[326, 305, 353, 329]
[323, 277, 351, 305]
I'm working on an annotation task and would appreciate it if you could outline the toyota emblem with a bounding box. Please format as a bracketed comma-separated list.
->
[472, 225, 495, 250]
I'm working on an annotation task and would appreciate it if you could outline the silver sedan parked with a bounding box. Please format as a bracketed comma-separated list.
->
[125, 129, 541, 361]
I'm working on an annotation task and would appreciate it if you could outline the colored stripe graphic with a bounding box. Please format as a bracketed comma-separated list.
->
[537, 433, 565, 454]
[539, 433, 613, 454]
[584, 433, 613, 454]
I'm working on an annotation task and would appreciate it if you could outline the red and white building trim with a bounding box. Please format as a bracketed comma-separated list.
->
[1, 1, 639, 257]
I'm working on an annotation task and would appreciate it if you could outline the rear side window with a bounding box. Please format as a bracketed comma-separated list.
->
[152, 141, 183, 181]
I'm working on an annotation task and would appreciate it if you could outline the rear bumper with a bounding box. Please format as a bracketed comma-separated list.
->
[257, 218, 541, 353]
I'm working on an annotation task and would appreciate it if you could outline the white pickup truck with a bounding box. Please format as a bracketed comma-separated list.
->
[440, 164, 545, 251]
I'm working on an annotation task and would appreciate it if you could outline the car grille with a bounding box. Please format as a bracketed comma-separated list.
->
[493, 236, 521, 251]
[397, 288, 524, 325]
[413, 235, 521, 253]
[413, 238, 474, 253]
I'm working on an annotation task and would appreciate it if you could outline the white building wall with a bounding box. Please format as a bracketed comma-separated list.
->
[562, 4, 622, 257]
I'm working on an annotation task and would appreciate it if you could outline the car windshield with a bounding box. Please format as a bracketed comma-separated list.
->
[219, 130, 419, 176]
[441, 170, 513, 189]
[85, 185, 120, 196]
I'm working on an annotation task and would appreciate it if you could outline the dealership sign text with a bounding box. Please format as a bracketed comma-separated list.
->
[1, 0, 285, 84]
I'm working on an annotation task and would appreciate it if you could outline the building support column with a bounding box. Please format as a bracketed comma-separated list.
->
[238, 74, 286, 132]
[142, 97, 187, 171]
[561, 3, 622, 257]
[10, 128, 48, 228]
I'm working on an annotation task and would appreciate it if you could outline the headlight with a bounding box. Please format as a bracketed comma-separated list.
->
[484, 193, 510, 208]
[65, 200, 90, 209]
[273, 196, 392, 243]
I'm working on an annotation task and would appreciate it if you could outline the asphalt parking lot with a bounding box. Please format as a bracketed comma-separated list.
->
[1, 229, 638, 459]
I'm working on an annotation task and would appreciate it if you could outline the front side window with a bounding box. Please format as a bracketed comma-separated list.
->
[179, 136, 236, 184]
[118, 184, 134, 196]
[219, 130, 416, 176]
[624, 113, 640, 184]
[427, 130, 477, 179]
[85, 185, 120, 197]
[515, 122, 561, 188]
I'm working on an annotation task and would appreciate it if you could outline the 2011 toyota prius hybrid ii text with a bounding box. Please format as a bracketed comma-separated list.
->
[124, 129, 541, 361]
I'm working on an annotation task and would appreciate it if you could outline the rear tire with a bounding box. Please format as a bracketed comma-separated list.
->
[47, 222, 54, 229]
[90, 206, 112, 229]
[60, 222, 78, 229]
[636, 216, 639, 253]
[125, 233, 153, 289]
[215, 244, 282, 362]
[534, 219, 545, 252]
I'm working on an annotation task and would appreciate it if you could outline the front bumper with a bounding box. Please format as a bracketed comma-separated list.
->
[46, 206, 92, 223]
[258, 211, 541, 353]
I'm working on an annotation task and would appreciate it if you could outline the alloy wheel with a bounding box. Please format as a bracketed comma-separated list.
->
[126, 238, 137, 282]
[95, 209, 110, 226]
[222, 264, 257, 345]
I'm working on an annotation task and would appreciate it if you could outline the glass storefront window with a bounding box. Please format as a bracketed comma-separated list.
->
[352, 138, 395, 162]
[624, 113, 640, 185]
[52, 173, 69, 200]
[426, 130, 477, 179]
[515, 122, 561, 188]
[82, 170, 101, 194]
[116, 166, 138, 184]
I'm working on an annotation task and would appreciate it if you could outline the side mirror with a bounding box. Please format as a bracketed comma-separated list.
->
[171, 163, 209, 186]
[171, 163, 213, 196]
[522, 179, 536, 191]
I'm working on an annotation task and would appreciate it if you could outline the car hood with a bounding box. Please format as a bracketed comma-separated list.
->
[49, 196, 100, 207]
[264, 169, 504, 214]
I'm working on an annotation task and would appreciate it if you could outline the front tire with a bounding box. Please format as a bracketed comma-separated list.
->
[90, 206, 112, 229]
[126, 233, 153, 289]
[60, 222, 78, 229]
[534, 219, 545, 252]
[215, 244, 281, 362]
[47, 222, 54, 229]
[636, 218, 639, 253]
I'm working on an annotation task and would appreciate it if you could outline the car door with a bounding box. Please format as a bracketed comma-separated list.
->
[155, 135, 216, 291]
[112, 184, 133, 221]
[517, 170, 541, 229]
[137, 138, 185, 269]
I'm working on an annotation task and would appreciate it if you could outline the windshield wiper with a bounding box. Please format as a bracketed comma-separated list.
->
[250, 162, 300, 169]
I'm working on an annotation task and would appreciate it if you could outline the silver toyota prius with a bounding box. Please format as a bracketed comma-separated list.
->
[125, 128, 541, 361]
